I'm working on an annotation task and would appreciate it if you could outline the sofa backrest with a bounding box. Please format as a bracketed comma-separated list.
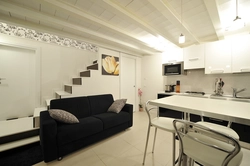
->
[50, 96, 91, 119]
[88, 94, 114, 115]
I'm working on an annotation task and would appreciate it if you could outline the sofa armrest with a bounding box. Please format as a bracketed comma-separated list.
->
[40, 111, 58, 162]
[121, 104, 133, 127]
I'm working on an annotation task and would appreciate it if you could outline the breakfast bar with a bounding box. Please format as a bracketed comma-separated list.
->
[149, 95, 250, 126]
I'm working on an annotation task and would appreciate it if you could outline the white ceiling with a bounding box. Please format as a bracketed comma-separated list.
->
[0, 0, 250, 55]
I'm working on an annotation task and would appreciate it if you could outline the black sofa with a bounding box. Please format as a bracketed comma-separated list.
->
[39, 94, 133, 163]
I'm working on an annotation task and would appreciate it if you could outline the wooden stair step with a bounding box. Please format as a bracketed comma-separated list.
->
[80, 70, 90, 77]
[87, 63, 98, 70]
[64, 85, 72, 94]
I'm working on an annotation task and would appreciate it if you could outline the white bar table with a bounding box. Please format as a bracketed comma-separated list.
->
[148, 95, 250, 166]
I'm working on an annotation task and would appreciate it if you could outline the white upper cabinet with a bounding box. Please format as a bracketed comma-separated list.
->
[231, 35, 250, 73]
[183, 44, 205, 69]
[162, 46, 183, 64]
[205, 40, 232, 74]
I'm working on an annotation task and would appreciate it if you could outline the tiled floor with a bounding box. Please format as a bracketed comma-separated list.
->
[35, 111, 250, 166]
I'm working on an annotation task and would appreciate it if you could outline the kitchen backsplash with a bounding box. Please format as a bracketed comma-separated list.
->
[164, 69, 250, 96]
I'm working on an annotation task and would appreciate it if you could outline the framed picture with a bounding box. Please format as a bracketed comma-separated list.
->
[102, 54, 119, 76]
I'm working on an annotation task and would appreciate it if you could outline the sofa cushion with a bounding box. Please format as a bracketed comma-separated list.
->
[88, 94, 114, 115]
[49, 109, 79, 124]
[57, 117, 103, 146]
[50, 96, 91, 119]
[108, 99, 127, 113]
[93, 111, 130, 129]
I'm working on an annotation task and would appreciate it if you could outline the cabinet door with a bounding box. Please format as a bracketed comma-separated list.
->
[232, 35, 250, 73]
[184, 44, 205, 69]
[205, 40, 232, 74]
[162, 46, 183, 64]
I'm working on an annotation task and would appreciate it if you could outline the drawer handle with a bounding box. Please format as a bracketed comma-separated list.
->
[240, 68, 250, 72]
[189, 57, 199, 61]
[211, 69, 224, 73]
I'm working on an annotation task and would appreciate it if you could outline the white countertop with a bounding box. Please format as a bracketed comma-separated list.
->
[158, 91, 250, 102]
[149, 95, 250, 126]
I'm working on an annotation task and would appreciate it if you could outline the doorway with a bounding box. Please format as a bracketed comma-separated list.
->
[120, 53, 136, 112]
[0, 44, 40, 121]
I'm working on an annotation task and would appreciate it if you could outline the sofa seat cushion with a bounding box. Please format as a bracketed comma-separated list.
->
[93, 112, 130, 130]
[57, 117, 103, 146]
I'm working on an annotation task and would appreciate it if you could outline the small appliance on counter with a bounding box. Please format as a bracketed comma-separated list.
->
[214, 78, 224, 96]
[176, 80, 180, 93]
[165, 85, 175, 92]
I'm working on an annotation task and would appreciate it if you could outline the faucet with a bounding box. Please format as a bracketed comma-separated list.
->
[232, 88, 247, 98]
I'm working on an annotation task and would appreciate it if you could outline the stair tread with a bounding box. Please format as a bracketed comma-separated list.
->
[55, 91, 72, 96]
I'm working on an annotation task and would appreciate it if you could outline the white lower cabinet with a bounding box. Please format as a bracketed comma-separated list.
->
[205, 40, 232, 74]
[184, 44, 205, 69]
[232, 35, 250, 73]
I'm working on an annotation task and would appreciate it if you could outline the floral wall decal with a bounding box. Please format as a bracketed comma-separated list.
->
[0, 22, 98, 53]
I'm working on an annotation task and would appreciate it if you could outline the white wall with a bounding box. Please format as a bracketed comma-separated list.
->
[141, 54, 164, 106]
[0, 34, 142, 114]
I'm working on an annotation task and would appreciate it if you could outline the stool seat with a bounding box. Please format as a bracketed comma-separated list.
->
[196, 122, 239, 140]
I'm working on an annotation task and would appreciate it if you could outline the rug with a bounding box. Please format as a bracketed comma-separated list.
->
[0, 142, 43, 166]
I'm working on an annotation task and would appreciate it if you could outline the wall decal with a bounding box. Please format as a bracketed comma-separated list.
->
[102, 54, 119, 76]
[0, 22, 98, 53]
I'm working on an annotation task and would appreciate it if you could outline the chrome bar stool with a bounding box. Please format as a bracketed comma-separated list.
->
[173, 119, 243, 166]
[142, 100, 182, 166]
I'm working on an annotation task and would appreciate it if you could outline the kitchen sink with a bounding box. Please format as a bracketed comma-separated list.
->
[210, 94, 250, 103]
[227, 98, 250, 103]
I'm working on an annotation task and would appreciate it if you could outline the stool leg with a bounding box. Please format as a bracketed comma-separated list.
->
[172, 133, 176, 166]
[152, 127, 158, 153]
[143, 125, 151, 165]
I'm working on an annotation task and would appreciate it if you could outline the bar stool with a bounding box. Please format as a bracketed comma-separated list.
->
[196, 117, 239, 140]
[142, 100, 182, 166]
[173, 119, 243, 166]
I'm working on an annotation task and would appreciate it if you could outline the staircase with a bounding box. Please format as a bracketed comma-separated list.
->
[45, 60, 99, 108]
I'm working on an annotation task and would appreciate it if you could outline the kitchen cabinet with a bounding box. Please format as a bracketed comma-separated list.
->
[183, 44, 205, 69]
[162, 46, 183, 64]
[232, 123, 250, 143]
[231, 35, 250, 73]
[205, 40, 232, 74]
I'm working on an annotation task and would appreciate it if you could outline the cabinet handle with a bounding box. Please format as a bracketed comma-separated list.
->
[240, 67, 250, 72]
[168, 60, 177, 63]
[211, 69, 224, 73]
[188, 57, 199, 61]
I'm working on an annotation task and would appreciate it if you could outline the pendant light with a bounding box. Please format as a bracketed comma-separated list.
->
[179, 0, 185, 44]
[226, 0, 245, 31]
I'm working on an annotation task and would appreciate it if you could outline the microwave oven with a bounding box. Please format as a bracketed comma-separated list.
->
[162, 62, 186, 76]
